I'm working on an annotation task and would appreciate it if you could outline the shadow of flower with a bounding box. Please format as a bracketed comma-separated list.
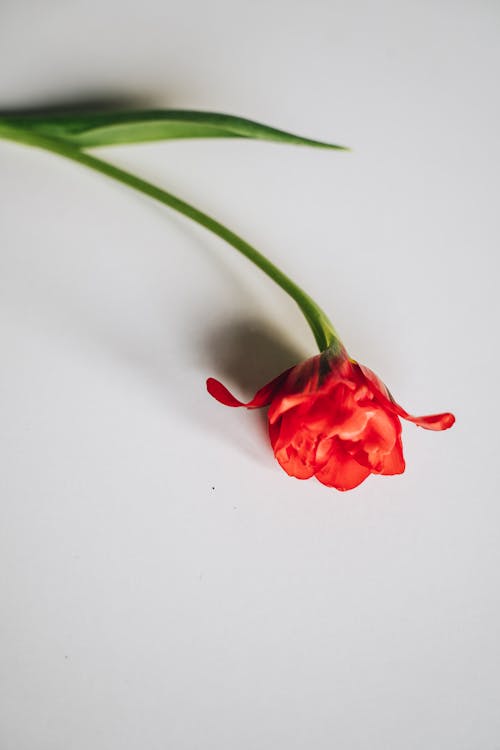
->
[197, 317, 306, 439]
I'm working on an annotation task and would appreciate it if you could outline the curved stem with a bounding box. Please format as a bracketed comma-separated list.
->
[0, 123, 342, 352]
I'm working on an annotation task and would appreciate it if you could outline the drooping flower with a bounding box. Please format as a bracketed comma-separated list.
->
[207, 346, 455, 491]
[2, 108, 455, 490]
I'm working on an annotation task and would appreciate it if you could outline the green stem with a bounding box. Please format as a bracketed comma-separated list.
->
[0, 123, 341, 352]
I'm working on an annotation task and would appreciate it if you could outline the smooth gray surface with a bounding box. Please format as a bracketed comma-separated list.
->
[1, 1, 499, 748]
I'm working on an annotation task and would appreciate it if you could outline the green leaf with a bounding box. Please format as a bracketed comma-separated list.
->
[0, 109, 347, 150]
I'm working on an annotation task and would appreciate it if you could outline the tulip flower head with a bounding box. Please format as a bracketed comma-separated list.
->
[207, 345, 455, 491]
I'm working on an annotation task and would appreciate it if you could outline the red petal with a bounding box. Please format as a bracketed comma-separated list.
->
[206, 378, 247, 407]
[267, 367, 357, 426]
[275, 443, 317, 479]
[271, 417, 321, 480]
[343, 407, 402, 473]
[357, 364, 455, 432]
[378, 433, 406, 475]
[394, 409, 455, 430]
[206, 368, 293, 410]
[315, 440, 371, 491]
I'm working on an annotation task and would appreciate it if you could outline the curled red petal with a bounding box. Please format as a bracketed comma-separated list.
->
[392, 408, 455, 431]
[357, 364, 455, 432]
[206, 368, 293, 410]
[206, 378, 247, 407]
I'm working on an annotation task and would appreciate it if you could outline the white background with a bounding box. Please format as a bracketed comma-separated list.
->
[1, 1, 499, 748]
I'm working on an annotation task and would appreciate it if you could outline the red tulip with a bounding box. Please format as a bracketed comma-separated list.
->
[207, 347, 455, 491]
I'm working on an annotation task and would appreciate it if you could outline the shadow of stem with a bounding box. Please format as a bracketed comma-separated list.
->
[0, 92, 154, 118]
